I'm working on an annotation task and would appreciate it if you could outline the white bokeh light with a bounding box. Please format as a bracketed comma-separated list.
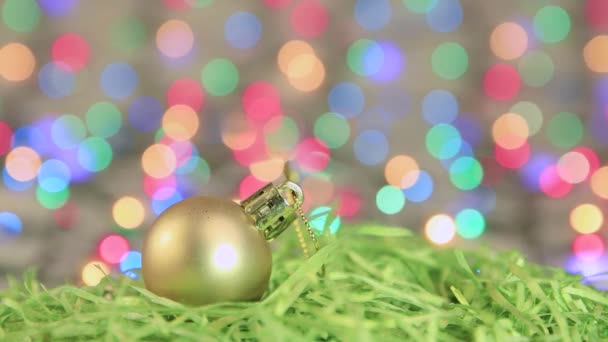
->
[214, 243, 238, 270]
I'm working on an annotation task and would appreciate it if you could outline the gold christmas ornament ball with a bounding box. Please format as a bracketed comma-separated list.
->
[142, 181, 303, 306]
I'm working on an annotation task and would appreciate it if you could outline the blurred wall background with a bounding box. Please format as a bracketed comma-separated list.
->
[0, 0, 607, 289]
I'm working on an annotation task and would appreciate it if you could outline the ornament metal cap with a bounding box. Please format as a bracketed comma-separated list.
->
[240, 181, 304, 240]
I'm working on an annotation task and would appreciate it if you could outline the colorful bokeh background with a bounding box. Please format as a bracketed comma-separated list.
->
[0, 0, 607, 290]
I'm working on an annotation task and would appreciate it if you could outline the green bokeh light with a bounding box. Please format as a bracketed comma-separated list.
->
[518, 51, 554, 87]
[376, 185, 405, 215]
[533, 6, 570, 43]
[2, 0, 41, 32]
[432, 42, 469, 80]
[77, 137, 113, 172]
[191, 0, 214, 8]
[201, 59, 239, 96]
[37, 186, 70, 210]
[309, 206, 341, 235]
[402, 0, 438, 13]
[189, 157, 211, 185]
[546, 112, 583, 149]
[347, 39, 375, 77]
[111, 17, 147, 52]
[314, 112, 350, 149]
[449, 157, 483, 190]
[455, 209, 486, 239]
[265, 116, 300, 152]
[85, 102, 123, 138]
[425, 124, 462, 160]
[510, 101, 543, 135]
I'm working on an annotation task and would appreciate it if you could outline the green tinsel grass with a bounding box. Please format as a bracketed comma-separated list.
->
[1, 225, 607, 341]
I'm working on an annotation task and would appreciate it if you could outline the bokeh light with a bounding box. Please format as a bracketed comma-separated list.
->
[38, 62, 76, 98]
[85, 102, 122, 138]
[0, 43, 36, 81]
[162, 104, 199, 141]
[77, 137, 113, 172]
[492, 112, 529, 150]
[432, 42, 468, 80]
[313, 112, 350, 149]
[225, 12, 262, 49]
[570, 204, 603, 235]
[385, 155, 419, 188]
[425, 0, 462, 33]
[426, 124, 462, 160]
[583, 35, 608, 73]
[290, 0, 328, 38]
[51, 33, 90, 71]
[557, 151, 590, 184]
[402, 170, 434, 202]
[533, 6, 570, 44]
[546, 112, 583, 149]
[97, 234, 130, 265]
[119, 251, 142, 278]
[354, 0, 391, 31]
[573, 234, 605, 262]
[37, 159, 71, 193]
[113, 196, 145, 229]
[490, 22, 528, 60]
[539, 165, 572, 198]
[422, 89, 458, 124]
[167, 78, 205, 111]
[5, 146, 41, 182]
[201, 58, 239, 96]
[590, 167, 608, 200]
[376, 185, 405, 215]
[518, 51, 554, 87]
[142, 144, 177, 178]
[128, 96, 163, 132]
[425, 214, 456, 245]
[81, 261, 110, 286]
[295, 137, 330, 172]
[2, 0, 41, 32]
[449, 156, 483, 190]
[328, 82, 365, 119]
[455, 209, 485, 239]
[510, 101, 543, 135]
[483, 63, 521, 101]
[0, 212, 22, 236]
[100, 62, 138, 100]
[156, 19, 194, 59]
[354, 130, 389, 165]
[38, 0, 77, 17]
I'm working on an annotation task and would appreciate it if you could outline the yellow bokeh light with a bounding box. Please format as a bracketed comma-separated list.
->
[584, 35, 608, 73]
[570, 204, 603, 234]
[425, 214, 456, 245]
[492, 113, 529, 150]
[249, 158, 285, 182]
[287, 54, 325, 92]
[0, 42, 36, 81]
[490, 22, 528, 60]
[141, 144, 177, 178]
[385, 155, 419, 189]
[162, 104, 199, 141]
[278, 40, 314, 74]
[81, 261, 110, 286]
[113, 196, 145, 229]
[5, 146, 41, 182]
[590, 167, 608, 200]
[557, 151, 590, 184]
[221, 113, 257, 150]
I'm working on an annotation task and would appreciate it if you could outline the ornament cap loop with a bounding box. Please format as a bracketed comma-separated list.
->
[240, 181, 304, 240]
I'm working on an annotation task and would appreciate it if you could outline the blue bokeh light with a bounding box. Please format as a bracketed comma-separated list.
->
[403, 170, 434, 202]
[38, 62, 76, 99]
[0, 212, 22, 236]
[426, 0, 463, 33]
[37, 159, 71, 193]
[128, 96, 163, 132]
[100, 62, 138, 100]
[422, 89, 458, 124]
[328, 82, 365, 118]
[224, 11, 262, 49]
[354, 129, 389, 165]
[354, 0, 392, 31]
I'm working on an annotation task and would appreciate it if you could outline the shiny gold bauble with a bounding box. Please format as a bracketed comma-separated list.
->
[142, 196, 272, 305]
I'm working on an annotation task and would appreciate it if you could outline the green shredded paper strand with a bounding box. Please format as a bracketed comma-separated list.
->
[1, 225, 607, 341]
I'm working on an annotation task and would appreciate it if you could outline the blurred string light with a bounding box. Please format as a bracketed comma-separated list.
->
[162, 104, 199, 141]
[111, 17, 147, 53]
[385, 155, 419, 188]
[354, 0, 391, 31]
[85, 102, 122, 138]
[425, 123, 461, 160]
[119, 251, 142, 278]
[584, 35, 608, 73]
[201, 59, 240, 96]
[546, 112, 583, 149]
[168, 78, 204, 111]
[590, 167, 608, 200]
[376, 185, 405, 215]
[422, 89, 458, 124]
[510, 101, 543, 135]
[128, 96, 164, 132]
[38, 62, 76, 98]
[38, 0, 77, 17]
[483, 63, 521, 101]
[313, 112, 350, 149]
[573, 234, 605, 262]
[97, 234, 130, 265]
[455, 208, 485, 239]
[425, 0, 462, 33]
[224, 11, 262, 49]
[402, 170, 434, 202]
[518, 51, 554, 87]
[0, 121, 13, 155]
[353, 130, 388, 166]
[290, 0, 328, 38]
[100, 62, 138, 100]
[328, 82, 365, 118]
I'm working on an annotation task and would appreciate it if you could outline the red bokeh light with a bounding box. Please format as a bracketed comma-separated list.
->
[263, 0, 291, 8]
[232, 136, 268, 166]
[483, 63, 521, 101]
[572, 146, 600, 179]
[239, 174, 267, 200]
[336, 187, 362, 218]
[51, 33, 90, 71]
[242, 81, 282, 127]
[573, 233, 605, 262]
[167, 78, 205, 111]
[295, 137, 330, 172]
[143, 174, 177, 199]
[494, 142, 530, 169]
[53, 201, 79, 229]
[539, 165, 572, 198]
[585, 0, 608, 30]
[162, 0, 189, 9]
[97, 234, 130, 265]
[0, 121, 13, 156]
[290, 0, 329, 38]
